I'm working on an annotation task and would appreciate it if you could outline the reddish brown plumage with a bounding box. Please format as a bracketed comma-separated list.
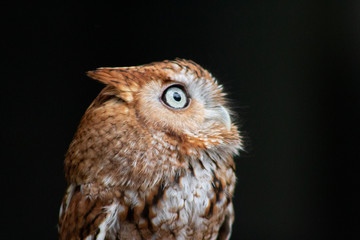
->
[59, 59, 242, 240]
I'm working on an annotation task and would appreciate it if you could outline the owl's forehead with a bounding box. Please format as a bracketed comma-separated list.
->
[154, 60, 217, 87]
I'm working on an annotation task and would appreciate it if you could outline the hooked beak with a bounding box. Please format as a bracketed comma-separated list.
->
[204, 105, 231, 130]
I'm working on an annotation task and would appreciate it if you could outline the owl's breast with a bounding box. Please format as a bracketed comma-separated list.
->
[127, 157, 236, 239]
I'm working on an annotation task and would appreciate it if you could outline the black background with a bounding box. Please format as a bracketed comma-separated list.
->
[2, 1, 359, 239]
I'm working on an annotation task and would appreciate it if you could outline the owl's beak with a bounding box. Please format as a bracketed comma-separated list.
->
[205, 106, 232, 130]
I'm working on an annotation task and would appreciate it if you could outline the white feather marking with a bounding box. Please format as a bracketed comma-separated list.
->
[85, 235, 94, 240]
[102, 176, 114, 186]
[94, 202, 119, 240]
[60, 184, 75, 217]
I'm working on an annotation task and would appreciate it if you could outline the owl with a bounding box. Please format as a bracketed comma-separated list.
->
[58, 59, 242, 240]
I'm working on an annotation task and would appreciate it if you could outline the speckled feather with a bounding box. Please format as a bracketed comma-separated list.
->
[58, 59, 242, 240]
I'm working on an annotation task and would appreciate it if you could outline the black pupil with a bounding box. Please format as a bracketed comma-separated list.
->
[173, 92, 181, 102]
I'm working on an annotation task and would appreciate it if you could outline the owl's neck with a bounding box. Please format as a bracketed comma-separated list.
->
[65, 106, 240, 191]
[97, 130, 238, 191]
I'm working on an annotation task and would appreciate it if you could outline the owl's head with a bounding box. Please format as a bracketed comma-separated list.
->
[87, 59, 241, 155]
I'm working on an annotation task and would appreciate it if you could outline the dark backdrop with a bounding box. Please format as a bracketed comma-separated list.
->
[2, 1, 359, 239]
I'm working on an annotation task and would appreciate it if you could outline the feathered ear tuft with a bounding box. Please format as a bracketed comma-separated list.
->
[87, 67, 141, 102]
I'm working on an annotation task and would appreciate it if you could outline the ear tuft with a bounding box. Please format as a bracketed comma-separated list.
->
[87, 68, 141, 102]
[87, 67, 141, 89]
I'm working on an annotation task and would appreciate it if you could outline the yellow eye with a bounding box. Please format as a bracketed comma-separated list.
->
[161, 85, 189, 109]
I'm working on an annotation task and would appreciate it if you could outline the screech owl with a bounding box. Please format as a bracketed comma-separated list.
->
[58, 59, 242, 240]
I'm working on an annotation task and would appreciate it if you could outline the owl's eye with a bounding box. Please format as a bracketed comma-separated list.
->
[161, 85, 189, 109]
